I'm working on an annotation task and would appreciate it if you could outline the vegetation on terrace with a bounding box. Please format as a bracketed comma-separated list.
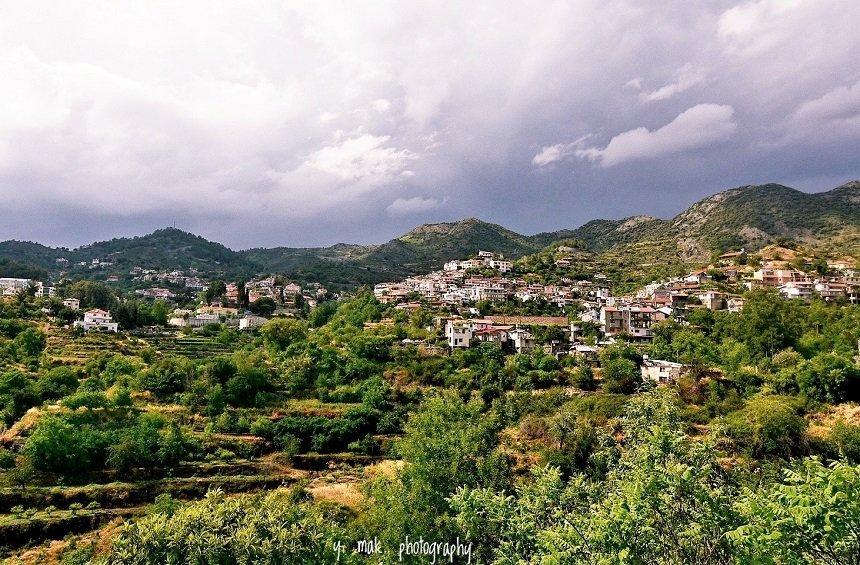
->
[0, 255, 858, 562]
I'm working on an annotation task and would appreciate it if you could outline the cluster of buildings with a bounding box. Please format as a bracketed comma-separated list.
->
[131, 267, 208, 290]
[399, 248, 859, 387]
[239, 278, 305, 307]
[0, 278, 55, 297]
[444, 250, 513, 273]
[167, 306, 267, 331]
[374, 251, 606, 308]
[71, 257, 115, 270]
[216, 278, 328, 310]
[444, 315, 573, 354]
[749, 266, 859, 302]
[135, 287, 177, 300]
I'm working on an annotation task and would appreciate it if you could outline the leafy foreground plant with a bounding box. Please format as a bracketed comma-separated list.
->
[729, 458, 860, 564]
[450, 389, 860, 564]
[107, 488, 353, 564]
[102, 389, 860, 564]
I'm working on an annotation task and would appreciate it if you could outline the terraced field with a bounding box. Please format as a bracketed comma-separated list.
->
[140, 335, 235, 359]
[0, 326, 391, 562]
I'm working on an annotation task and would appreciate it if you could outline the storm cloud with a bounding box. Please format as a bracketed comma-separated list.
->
[0, 0, 857, 248]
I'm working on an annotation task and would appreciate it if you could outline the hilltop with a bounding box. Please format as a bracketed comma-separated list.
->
[0, 181, 857, 288]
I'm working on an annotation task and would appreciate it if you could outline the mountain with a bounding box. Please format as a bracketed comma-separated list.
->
[79, 228, 242, 270]
[241, 218, 543, 288]
[533, 181, 860, 262]
[669, 182, 860, 251]
[359, 218, 541, 271]
[0, 181, 857, 289]
[0, 240, 65, 271]
[0, 228, 249, 282]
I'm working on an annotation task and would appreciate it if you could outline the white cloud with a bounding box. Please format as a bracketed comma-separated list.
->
[0, 0, 856, 246]
[577, 104, 737, 167]
[639, 65, 705, 102]
[372, 99, 392, 112]
[762, 79, 860, 149]
[532, 143, 574, 167]
[532, 135, 592, 167]
[303, 134, 415, 183]
[386, 196, 440, 215]
[792, 80, 860, 124]
[718, 0, 806, 54]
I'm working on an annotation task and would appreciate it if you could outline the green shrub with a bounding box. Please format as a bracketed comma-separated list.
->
[61, 391, 110, 410]
[724, 395, 807, 458]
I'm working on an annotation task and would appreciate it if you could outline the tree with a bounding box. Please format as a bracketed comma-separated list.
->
[308, 301, 337, 328]
[249, 297, 276, 316]
[0, 370, 39, 426]
[66, 280, 116, 310]
[36, 366, 79, 400]
[570, 364, 597, 391]
[729, 458, 860, 563]
[14, 327, 46, 359]
[136, 356, 193, 399]
[363, 392, 509, 552]
[601, 357, 641, 394]
[260, 318, 307, 352]
[734, 289, 802, 358]
[795, 352, 860, 403]
[203, 280, 227, 305]
[724, 394, 806, 458]
[452, 389, 740, 564]
[24, 415, 105, 474]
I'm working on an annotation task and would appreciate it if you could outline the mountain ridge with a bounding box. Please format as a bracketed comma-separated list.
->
[1, 181, 857, 288]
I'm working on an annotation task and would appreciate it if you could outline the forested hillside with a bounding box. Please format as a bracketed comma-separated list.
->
[1, 182, 858, 288]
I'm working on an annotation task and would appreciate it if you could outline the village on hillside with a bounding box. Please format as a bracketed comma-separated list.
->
[2, 243, 858, 390]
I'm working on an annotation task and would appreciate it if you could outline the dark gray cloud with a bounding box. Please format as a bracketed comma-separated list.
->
[0, 0, 857, 249]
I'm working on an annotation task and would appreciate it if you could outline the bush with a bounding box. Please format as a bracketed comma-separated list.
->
[37, 367, 79, 400]
[112, 387, 134, 407]
[0, 369, 39, 426]
[519, 415, 549, 440]
[348, 434, 380, 455]
[601, 357, 641, 394]
[828, 421, 860, 463]
[250, 417, 274, 438]
[61, 391, 110, 410]
[25, 415, 108, 474]
[796, 353, 860, 403]
[260, 318, 307, 352]
[0, 447, 16, 469]
[147, 493, 179, 517]
[570, 364, 597, 391]
[136, 356, 192, 400]
[108, 489, 347, 563]
[724, 395, 807, 458]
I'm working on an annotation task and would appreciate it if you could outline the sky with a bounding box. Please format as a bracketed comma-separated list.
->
[0, 0, 858, 250]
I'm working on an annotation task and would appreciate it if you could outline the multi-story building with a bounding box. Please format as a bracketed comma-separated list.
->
[74, 309, 119, 332]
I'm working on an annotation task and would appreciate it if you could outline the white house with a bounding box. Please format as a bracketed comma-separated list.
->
[445, 319, 473, 348]
[187, 313, 220, 328]
[490, 259, 513, 273]
[74, 309, 119, 332]
[507, 328, 535, 354]
[239, 314, 268, 330]
[62, 298, 80, 310]
[778, 281, 814, 300]
[640, 356, 685, 384]
[0, 278, 32, 296]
